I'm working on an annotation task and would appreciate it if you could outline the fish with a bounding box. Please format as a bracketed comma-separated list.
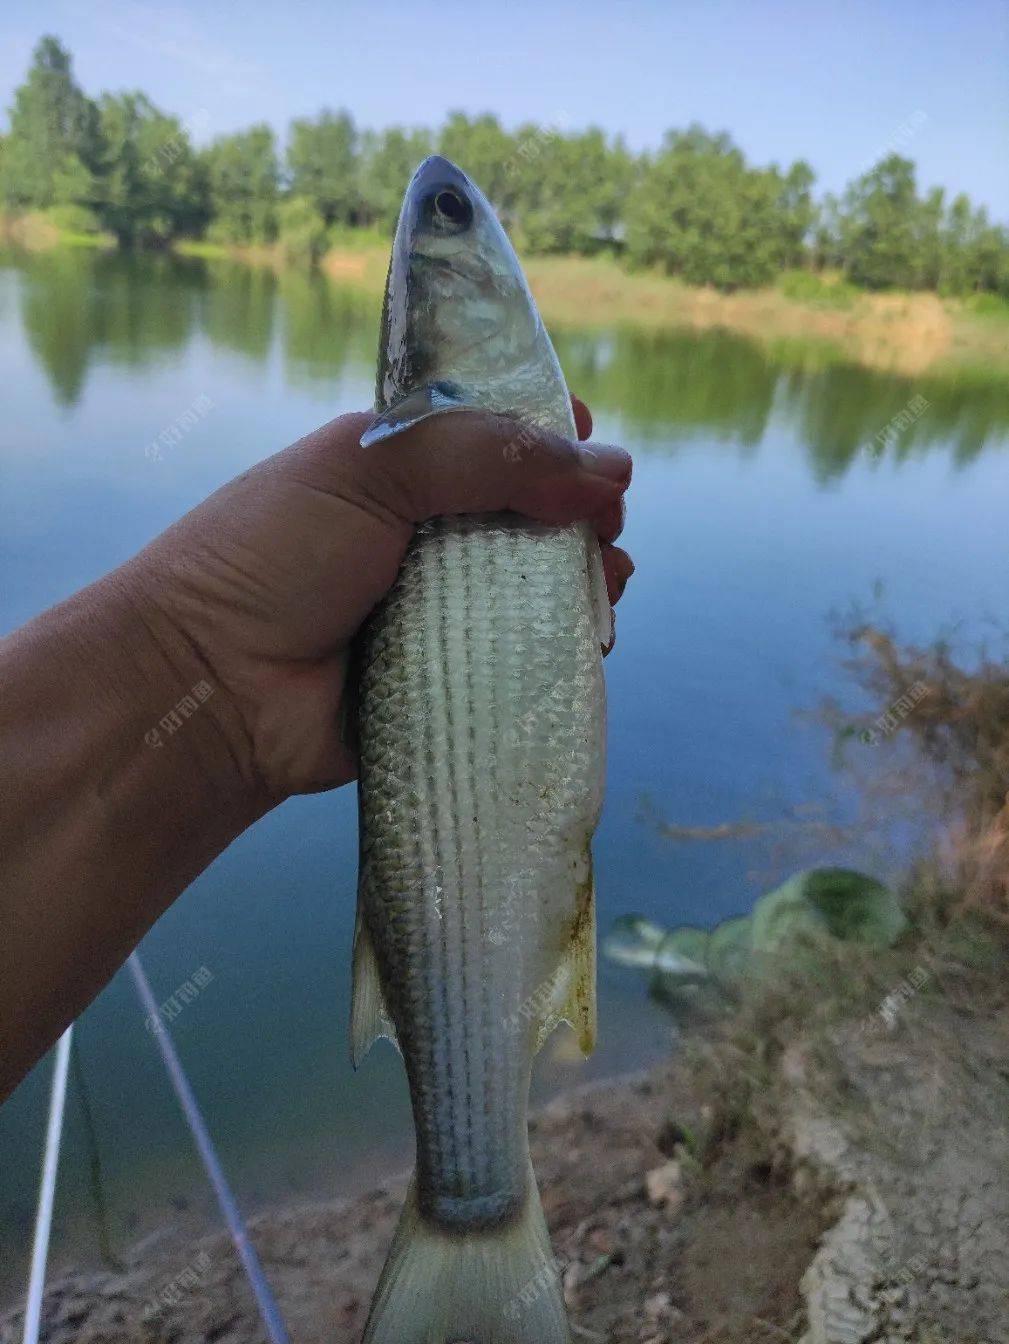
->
[352, 155, 612, 1344]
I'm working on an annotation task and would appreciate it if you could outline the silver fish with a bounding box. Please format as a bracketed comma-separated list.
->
[353, 156, 610, 1344]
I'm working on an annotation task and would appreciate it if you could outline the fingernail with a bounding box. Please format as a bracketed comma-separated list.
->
[578, 444, 632, 485]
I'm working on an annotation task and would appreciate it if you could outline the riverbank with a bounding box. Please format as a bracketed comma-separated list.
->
[0, 211, 115, 251]
[5, 211, 1008, 380]
[1, 576, 1008, 1344]
[3, 913, 1005, 1344]
[321, 243, 1009, 379]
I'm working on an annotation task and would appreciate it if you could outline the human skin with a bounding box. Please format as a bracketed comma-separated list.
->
[0, 399, 632, 1102]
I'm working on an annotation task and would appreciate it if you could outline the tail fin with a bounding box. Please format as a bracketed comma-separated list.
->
[363, 1170, 569, 1344]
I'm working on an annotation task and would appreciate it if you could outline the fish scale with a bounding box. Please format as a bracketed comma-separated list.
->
[359, 512, 601, 1221]
[354, 155, 607, 1344]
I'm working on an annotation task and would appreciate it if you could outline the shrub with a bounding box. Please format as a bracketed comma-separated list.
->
[277, 196, 328, 264]
[777, 269, 859, 308]
[43, 203, 102, 235]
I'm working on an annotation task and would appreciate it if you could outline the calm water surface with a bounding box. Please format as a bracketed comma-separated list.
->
[2, 248, 1008, 1290]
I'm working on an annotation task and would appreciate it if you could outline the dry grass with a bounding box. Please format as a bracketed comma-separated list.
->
[831, 624, 1009, 922]
[315, 244, 1009, 378]
[0, 210, 114, 250]
[1, 211, 62, 249]
[667, 619, 1009, 1199]
[320, 246, 389, 289]
[5, 213, 1004, 378]
[531, 264, 974, 378]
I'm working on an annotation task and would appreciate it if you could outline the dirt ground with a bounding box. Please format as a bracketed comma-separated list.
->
[1, 980, 1006, 1344]
[0, 1062, 824, 1344]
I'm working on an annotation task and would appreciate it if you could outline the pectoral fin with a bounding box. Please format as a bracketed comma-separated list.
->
[360, 383, 476, 447]
[350, 906, 400, 1066]
[535, 876, 597, 1057]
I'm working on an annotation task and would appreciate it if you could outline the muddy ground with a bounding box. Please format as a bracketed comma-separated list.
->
[1, 981, 1006, 1344]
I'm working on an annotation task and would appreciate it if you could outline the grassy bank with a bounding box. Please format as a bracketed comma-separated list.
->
[4, 904, 1003, 1343]
[1, 629, 1006, 1341]
[5, 211, 1008, 378]
[315, 241, 1009, 379]
[0, 209, 115, 251]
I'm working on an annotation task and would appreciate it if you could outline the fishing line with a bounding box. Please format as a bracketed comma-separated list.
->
[22, 1026, 72, 1344]
[126, 951, 291, 1344]
[68, 1026, 125, 1272]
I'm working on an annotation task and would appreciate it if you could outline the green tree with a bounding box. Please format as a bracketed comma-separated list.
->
[511, 127, 634, 255]
[96, 93, 207, 245]
[971, 216, 1009, 297]
[1, 35, 102, 210]
[944, 194, 979, 294]
[837, 155, 920, 289]
[625, 127, 805, 289]
[276, 195, 328, 262]
[938, 195, 1008, 295]
[777, 160, 816, 269]
[915, 185, 946, 290]
[811, 192, 846, 271]
[358, 126, 433, 233]
[287, 111, 360, 226]
[834, 159, 1009, 295]
[3, 36, 1006, 293]
[438, 113, 518, 221]
[202, 125, 279, 244]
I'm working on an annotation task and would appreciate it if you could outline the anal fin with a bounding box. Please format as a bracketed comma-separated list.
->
[350, 905, 400, 1067]
[535, 874, 597, 1058]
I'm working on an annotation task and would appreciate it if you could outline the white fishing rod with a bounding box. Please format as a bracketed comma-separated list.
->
[126, 951, 291, 1344]
[22, 1024, 73, 1344]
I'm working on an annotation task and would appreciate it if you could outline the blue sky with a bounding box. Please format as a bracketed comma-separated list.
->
[3, 0, 1007, 215]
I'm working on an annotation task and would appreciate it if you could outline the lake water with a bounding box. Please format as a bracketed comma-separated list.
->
[2, 247, 1008, 1293]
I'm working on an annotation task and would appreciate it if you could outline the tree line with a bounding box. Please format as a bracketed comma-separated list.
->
[2, 36, 1007, 296]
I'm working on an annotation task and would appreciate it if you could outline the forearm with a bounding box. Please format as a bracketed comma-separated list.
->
[0, 562, 268, 1099]
[0, 406, 632, 1102]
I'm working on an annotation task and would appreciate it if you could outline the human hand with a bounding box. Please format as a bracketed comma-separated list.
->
[134, 399, 633, 801]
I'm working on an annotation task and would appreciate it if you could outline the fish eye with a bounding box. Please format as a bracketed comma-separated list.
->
[430, 188, 472, 230]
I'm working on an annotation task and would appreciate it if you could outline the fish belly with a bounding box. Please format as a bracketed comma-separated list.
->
[357, 513, 605, 1230]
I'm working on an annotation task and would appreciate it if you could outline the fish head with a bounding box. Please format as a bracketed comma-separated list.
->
[367, 155, 557, 443]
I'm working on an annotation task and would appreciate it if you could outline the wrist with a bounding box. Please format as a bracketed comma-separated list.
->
[102, 558, 273, 818]
[0, 565, 271, 1091]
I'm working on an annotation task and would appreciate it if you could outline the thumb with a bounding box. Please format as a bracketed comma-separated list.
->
[299, 409, 632, 527]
